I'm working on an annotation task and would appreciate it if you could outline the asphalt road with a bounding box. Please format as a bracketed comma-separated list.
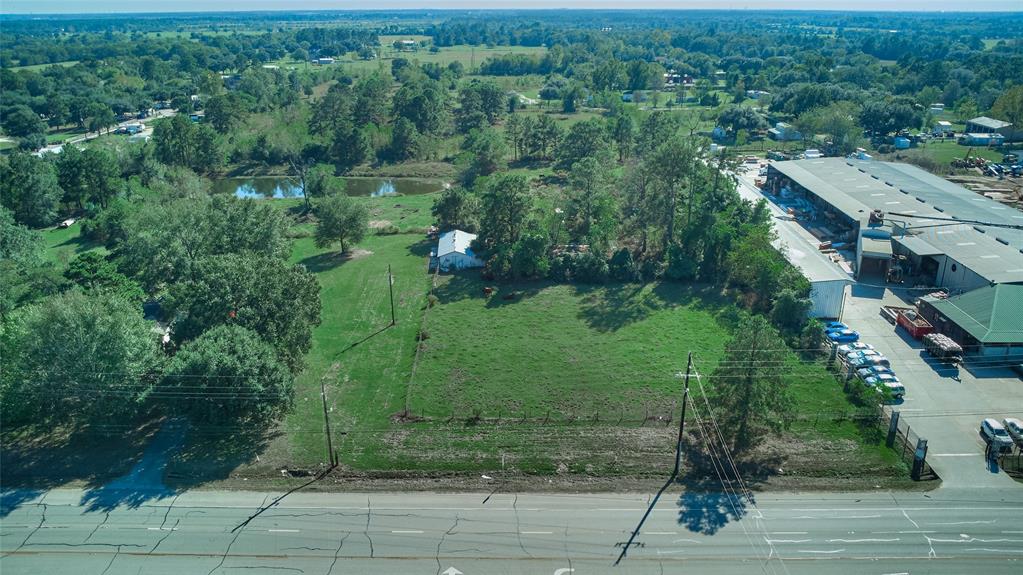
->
[2, 487, 1022, 574]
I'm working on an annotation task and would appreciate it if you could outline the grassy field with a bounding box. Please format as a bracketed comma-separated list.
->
[40, 221, 105, 265]
[22, 190, 907, 486]
[339, 44, 547, 74]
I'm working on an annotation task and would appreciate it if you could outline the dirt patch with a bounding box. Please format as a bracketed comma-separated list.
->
[340, 249, 373, 261]
[369, 220, 393, 229]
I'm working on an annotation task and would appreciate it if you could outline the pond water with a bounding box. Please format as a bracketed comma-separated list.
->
[212, 176, 443, 199]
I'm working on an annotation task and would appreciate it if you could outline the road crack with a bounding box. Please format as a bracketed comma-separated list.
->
[364, 496, 374, 559]
[325, 531, 350, 575]
[435, 514, 461, 575]
[3, 502, 47, 557]
[512, 494, 533, 558]
[84, 511, 110, 543]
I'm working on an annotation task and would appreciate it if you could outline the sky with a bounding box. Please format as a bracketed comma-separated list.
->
[3, 1, 1022, 14]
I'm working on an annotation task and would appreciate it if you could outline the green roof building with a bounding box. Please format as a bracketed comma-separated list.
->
[919, 284, 1023, 359]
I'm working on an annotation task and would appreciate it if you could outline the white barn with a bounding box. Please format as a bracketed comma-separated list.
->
[433, 230, 484, 271]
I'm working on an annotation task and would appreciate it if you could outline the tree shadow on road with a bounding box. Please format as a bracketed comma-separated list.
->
[675, 443, 782, 535]
[78, 419, 189, 513]
[1, 419, 163, 517]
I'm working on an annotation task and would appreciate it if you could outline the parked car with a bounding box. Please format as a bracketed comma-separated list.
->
[844, 349, 883, 364]
[824, 321, 849, 332]
[856, 365, 894, 379]
[863, 376, 905, 399]
[1004, 418, 1023, 445]
[828, 329, 860, 343]
[849, 355, 892, 369]
[980, 418, 1015, 452]
[837, 342, 875, 355]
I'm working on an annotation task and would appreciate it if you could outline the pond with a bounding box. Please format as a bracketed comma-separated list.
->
[212, 176, 444, 199]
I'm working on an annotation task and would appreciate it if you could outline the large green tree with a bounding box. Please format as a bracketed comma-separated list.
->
[117, 195, 292, 292]
[314, 194, 369, 254]
[166, 254, 321, 371]
[709, 314, 793, 451]
[162, 325, 293, 423]
[0, 152, 63, 228]
[0, 291, 163, 425]
[478, 173, 532, 250]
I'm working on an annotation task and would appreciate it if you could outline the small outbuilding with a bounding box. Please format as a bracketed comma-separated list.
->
[432, 230, 484, 272]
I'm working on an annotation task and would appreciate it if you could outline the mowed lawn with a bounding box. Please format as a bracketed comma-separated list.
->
[412, 279, 730, 419]
[284, 228, 432, 465]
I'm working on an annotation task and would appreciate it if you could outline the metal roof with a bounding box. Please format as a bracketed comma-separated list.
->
[966, 116, 1012, 130]
[924, 283, 1023, 344]
[770, 158, 1023, 284]
[773, 220, 852, 284]
[436, 229, 477, 257]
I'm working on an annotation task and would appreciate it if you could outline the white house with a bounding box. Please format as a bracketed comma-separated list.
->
[932, 120, 953, 136]
[433, 230, 484, 271]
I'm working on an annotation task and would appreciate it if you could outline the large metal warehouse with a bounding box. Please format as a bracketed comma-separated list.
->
[765, 158, 1023, 293]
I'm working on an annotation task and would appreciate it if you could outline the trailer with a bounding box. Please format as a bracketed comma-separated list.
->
[923, 333, 963, 364]
[881, 305, 935, 339]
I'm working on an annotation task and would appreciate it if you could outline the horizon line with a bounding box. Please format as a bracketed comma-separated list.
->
[4, 7, 1023, 16]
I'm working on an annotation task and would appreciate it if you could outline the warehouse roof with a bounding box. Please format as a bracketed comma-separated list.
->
[966, 116, 1012, 130]
[892, 224, 1023, 284]
[770, 158, 1023, 283]
[924, 284, 1023, 344]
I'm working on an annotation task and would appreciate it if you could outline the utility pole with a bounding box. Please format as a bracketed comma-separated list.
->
[615, 351, 692, 566]
[388, 265, 396, 326]
[673, 352, 693, 476]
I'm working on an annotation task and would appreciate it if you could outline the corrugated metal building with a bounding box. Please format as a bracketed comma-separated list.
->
[766, 158, 1023, 292]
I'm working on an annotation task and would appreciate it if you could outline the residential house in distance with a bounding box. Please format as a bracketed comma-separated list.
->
[746, 90, 771, 100]
[315, 56, 335, 65]
[432, 230, 484, 272]
[663, 71, 695, 87]
[929, 103, 945, 113]
[768, 121, 802, 141]
[932, 120, 954, 136]
[397, 39, 418, 51]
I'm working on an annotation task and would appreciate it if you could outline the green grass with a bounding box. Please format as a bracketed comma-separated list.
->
[413, 281, 731, 419]
[7, 60, 79, 71]
[284, 216, 433, 466]
[908, 140, 1004, 165]
[41, 221, 105, 265]
[338, 44, 547, 74]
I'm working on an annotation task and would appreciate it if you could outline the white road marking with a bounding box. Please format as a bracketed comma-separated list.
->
[764, 537, 811, 544]
[520, 531, 553, 535]
[771, 531, 808, 535]
[268, 529, 299, 533]
[1002, 530, 1023, 534]
[146, 527, 178, 531]
[965, 548, 1023, 554]
[671, 538, 703, 544]
[932, 520, 995, 525]
[797, 548, 845, 554]
[655, 549, 686, 555]
[872, 530, 936, 534]
[391, 530, 424, 534]
[643, 531, 677, 535]
[826, 538, 899, 543]
[930, 453, 980, 457]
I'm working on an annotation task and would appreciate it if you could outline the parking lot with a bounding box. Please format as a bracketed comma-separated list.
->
[737, 171, 1023, 488]
[841, 285, 1022, 488]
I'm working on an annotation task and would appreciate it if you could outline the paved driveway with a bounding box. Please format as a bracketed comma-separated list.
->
[841, 284, 1023, 488]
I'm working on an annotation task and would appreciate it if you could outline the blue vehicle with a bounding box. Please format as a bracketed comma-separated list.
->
[824, 321, 849, 332]
[827, 329, 860, 343]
